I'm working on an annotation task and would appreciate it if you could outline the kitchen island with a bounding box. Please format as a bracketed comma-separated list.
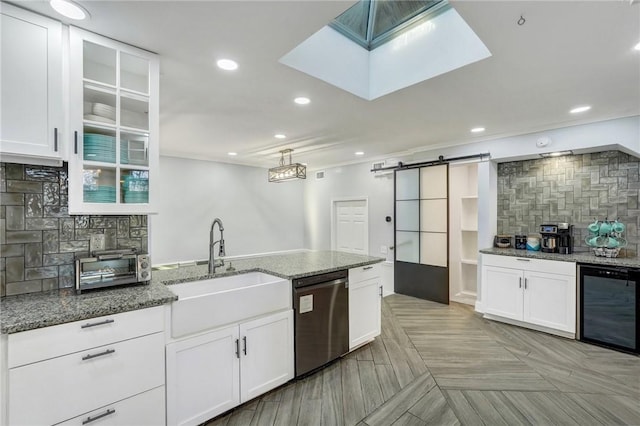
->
[153, 250, 384, 284]
[0, 250, 383, 334]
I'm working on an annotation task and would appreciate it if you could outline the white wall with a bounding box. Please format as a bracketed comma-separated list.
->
[410, 116, 640, 162]
[303, 116, 639, 263]
[150, 156, 305, 265]
[303, 163, 395, 260]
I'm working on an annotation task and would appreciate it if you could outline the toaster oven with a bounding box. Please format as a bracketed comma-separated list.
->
[75, 249, 151, 294]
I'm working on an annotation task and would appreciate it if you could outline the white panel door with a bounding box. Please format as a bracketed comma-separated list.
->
[334, 199, 368, 254]
[239, 310, 294, 402]
[523, 271, 576, 333]
[483, 266, 523, 321]
[0, 4, 62, 160]
[166, 326, 240, 426]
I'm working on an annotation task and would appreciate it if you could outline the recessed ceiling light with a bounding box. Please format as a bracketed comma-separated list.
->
[50, 0, 89, 20]
[470, 127, 485, 133]
[570, 105, 591, 114]
[216, 59, 238, 71]
[635, 42, 640, 51]
[228, 152, 237, 156]
[355, 151, 364, 156]
[274, 134, 286, 139]
[294, 97, 310, 105]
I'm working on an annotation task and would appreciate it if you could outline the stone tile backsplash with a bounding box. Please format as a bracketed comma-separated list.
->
[497, 151, 640, 256]
[0, 162, 148, 297]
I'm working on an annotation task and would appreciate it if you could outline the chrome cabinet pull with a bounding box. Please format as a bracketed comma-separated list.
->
[519, 277, 522, 288]
[235, 339, 240, 358]
[54, 128, 58, 152]
[516, 258, 530, 262]
[82, 348, 115, 361]
[74, 130, 78, 154]
[243, 336, 247, 355]
[379, 286, 383, 297]
[524, 278, 528, 289]
[363, 266, 374, 270]
[82, 408, 115, 424]
[81, 318, 114, 329]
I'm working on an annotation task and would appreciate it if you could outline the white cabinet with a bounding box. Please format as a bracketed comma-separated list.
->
[0, 3, 64, 165]
[482, 254, 576, 336]
[166, 310, 294, 426]
[6, 306, 165, 425]
[57, 386, 165, 426]
[166, 325, 240, 426]
[349, 264, 382, 350]
[240, 311, 294, 401]
[67, 27, 159, 214]
[483, 265, 523, 321]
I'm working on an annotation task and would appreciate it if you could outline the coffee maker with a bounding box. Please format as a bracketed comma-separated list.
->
[539, 224, 559, 253]
[557, 222, 573, 254]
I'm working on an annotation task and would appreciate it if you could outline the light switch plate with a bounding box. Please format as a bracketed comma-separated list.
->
[381, 245, 388, 254]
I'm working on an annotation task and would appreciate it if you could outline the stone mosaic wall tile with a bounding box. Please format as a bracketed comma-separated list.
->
[6, 206, 24, 230]
[0, 162, 149, 296]
[6, 280, 42, 296]
[6, 180, 42, 193]
[1, 244, 24, 257]
[498, 151, 640, 256]
[25, 194, 42, 217]
[1, 193, 24, 206]
[24, 243, 42, 267]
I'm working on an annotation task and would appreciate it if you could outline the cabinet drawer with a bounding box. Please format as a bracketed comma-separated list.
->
[349, 263, 381, 284]
[8, 306, 164, 368]
[57, 386, 165, 426]
[482, 254, 575, 276]
[9, 332, 165, 426]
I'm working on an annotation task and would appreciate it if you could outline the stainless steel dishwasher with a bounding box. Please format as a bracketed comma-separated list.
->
[293, 269, 349, 377]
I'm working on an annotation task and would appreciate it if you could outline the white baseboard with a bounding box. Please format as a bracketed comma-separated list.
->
[483, 313, 575, 339]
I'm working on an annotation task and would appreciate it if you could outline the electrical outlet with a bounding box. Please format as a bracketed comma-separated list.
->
[90, 234, 105, 252]
[380, 245, 388, 254]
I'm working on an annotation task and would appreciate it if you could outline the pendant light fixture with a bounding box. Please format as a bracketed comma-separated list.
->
[268, 149, 306, 182]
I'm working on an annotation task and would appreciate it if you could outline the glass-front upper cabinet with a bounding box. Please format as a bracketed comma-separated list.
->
[68, 27, 158, 214]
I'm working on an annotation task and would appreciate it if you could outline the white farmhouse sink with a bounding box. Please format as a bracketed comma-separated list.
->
[169, 272, 290, 338]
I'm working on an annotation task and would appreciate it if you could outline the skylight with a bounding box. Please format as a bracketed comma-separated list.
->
[329, 0, 449, 50]
[280, 0, 491, 100]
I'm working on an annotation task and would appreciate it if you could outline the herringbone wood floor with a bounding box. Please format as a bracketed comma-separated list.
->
[206, 294, 640, 426]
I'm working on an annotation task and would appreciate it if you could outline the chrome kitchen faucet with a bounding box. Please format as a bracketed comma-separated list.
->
[209, 218, 226, 274]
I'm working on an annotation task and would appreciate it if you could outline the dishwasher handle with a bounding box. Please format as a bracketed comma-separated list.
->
[294, 278, 347, 292]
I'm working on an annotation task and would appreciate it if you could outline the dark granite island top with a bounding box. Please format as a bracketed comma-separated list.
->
[480, 247, 640, 268]
[153, 250, 385, 285]
[0, 281, 176, 334]
[1, 251, 384, 334]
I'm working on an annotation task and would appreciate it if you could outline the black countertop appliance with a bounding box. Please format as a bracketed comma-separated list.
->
[540, 224, 559, 253]
[578, 264, 639, 354]
[558, 223, 573, 254]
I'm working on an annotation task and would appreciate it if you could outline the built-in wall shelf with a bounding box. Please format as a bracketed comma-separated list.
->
[449, 163, 479, 306]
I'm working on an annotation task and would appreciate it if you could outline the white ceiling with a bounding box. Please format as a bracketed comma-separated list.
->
[15, 0, 640, 170]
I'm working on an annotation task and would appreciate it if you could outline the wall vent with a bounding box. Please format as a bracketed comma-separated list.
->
[315, 171, 325, 180]
[372, 161, 386, 170]
[372, 160, 394, 176]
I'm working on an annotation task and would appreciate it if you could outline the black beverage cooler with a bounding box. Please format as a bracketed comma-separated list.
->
[578, 264, 639, 354]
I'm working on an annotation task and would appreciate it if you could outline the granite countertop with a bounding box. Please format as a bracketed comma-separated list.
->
[0, 281, 176, 334]
[480, 247, 640, 268]
[1, 251, 383, 334]
[153, 250, 385, 285]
